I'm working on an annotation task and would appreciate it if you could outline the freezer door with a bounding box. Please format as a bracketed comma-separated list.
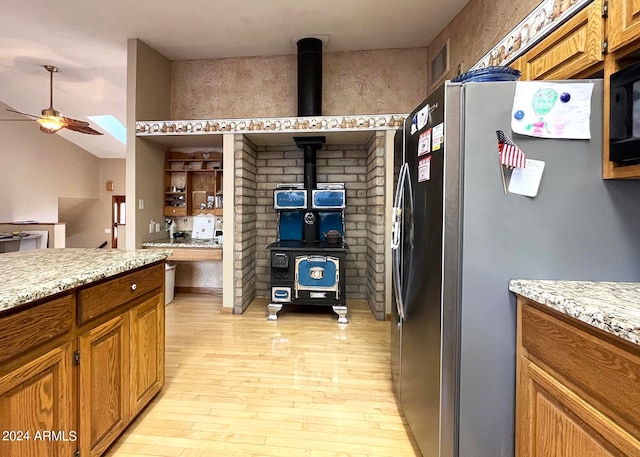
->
[391, 129, 404, 399]
[399, 85, 446, 457]
[391, 127, 414, 399]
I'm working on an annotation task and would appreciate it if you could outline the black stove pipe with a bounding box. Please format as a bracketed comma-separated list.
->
[297, 38, 322, 117]
[303, 145, 317, 189]
[295, 37, 325, 243]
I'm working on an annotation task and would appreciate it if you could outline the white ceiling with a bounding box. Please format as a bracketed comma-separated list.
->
[0, 0, 469, 158]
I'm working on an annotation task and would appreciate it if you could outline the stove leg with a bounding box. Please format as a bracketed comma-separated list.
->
[267, 303, 283, 321]
[332, 305, 348, 324]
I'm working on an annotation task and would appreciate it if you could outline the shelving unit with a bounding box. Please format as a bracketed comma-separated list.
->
[163, 151, 223, 217]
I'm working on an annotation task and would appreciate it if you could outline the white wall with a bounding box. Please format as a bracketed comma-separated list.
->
[0, 101, 100, 223]
[126, 39, 172, 249]
[65, 159, 126, 248]
[0, 100, 125, 248]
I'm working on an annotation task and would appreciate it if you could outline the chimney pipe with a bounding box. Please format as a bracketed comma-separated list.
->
[296, 37, 324, 243]
[297, 38, 322, 117]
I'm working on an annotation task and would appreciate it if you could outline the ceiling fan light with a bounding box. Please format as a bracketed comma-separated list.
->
[37, 116, 64, 132]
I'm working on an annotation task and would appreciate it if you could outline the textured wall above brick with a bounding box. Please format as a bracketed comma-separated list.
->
[427, 0, 541, 90]
[171, 48, 428, 119]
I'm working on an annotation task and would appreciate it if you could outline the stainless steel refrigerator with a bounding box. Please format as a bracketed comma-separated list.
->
[390, 80, 640, 457]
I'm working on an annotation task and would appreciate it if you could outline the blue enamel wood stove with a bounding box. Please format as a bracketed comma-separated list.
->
[267, 39, 350, 323]
[267, 180, 349, 323]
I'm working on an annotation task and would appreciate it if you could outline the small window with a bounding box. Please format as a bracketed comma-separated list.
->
[429, 39, 450, 91]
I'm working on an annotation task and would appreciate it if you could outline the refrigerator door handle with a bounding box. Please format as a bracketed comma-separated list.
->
[391, 162, 408, 320]
[391, 163, 407, 251]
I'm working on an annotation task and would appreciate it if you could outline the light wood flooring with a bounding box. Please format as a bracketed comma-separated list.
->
[105, 293, 421, 457]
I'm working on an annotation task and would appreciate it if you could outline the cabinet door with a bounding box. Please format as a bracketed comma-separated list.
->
[522, 0, 604, 80]
[608, 0, 640, 52]
[79, 314, 130, 457]
[129, 295, 164, 417]
[517, 357, 640, 457]
[0, 343, 75, 457]
[509, 57, 527, 80]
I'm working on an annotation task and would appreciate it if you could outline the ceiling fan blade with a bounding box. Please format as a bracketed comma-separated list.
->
[0, 119, 35, 122]
[5, 108, 40, 119]
[61, 116, 90, 127]
[63, 122, 103, 135]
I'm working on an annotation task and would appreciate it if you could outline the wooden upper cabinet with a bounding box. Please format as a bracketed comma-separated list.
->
[522, 0, 605, 80]
[608, 0, 640, 52]
[164, 150, 223, 217]
[0, 343, 75, 457]
[509, 57, 527, 80]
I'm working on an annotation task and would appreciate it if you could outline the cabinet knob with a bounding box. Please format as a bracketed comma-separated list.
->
[131, 283, 137, 291]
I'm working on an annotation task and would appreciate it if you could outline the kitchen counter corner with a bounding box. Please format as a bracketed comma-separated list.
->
[509, 279, 640, 345]
[0, 248, 171, 313]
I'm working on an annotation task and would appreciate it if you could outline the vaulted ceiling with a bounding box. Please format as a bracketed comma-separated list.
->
[0, 0, 469, 158]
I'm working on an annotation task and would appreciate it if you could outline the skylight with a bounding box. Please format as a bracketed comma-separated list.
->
[87, 115, 126, 144]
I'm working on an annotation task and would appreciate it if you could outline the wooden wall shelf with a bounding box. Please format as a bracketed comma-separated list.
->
[163, 151, 223, 217]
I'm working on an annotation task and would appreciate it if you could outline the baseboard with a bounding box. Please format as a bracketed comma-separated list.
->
[386, 313, 391, 321]
[175, 286, 222, 295]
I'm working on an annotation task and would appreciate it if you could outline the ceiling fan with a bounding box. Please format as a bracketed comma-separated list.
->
[2, 65, 102, 135]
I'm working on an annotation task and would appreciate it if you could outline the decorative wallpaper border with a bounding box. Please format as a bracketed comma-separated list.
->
[136, 114, 407, 136]
[471, 0, 593, 70]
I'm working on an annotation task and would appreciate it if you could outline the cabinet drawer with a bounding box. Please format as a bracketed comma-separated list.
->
[163, 206, 187, 216]
[0, 294, 73, 364]
[78, 263, 163, 325]
[521, 300, 640, 438]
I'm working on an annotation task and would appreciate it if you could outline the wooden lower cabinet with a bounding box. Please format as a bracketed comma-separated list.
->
[129, 295, 164, 417]
[518, 358, 636, 456]
[79, 314, 130, 457]
[0, 262, 165, 457]
[516, 298, 640, 457]
[79, 293, 165, 457]
[0, 343, 75, 457]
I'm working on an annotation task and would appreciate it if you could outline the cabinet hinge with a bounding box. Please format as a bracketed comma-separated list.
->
[602, 0, 608, 17]
[74, 451, 80, 457]
[602, 38, 609, 54]
[73, 350, 80, 365]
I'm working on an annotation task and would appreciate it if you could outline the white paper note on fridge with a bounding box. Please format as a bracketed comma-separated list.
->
[508, 159, 545, 197]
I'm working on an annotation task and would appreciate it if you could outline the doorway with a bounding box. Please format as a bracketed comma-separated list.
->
[112, 195, 126, 248]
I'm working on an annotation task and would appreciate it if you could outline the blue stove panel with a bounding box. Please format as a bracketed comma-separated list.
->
[297, 258, 338, 288]
[274, 190, 307, 209]
[312, 189, 345, 209]
[318, 212, 343, 241]
[279, 211, 303, 241]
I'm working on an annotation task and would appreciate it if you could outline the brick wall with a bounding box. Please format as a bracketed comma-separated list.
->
[253, 143, 370, 300]
[366, 132, 387, 320]
[233, 135, 257, 313]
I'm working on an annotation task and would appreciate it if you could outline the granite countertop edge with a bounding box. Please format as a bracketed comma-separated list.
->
[143, 240, 222, 248]
[0, 248, 171, 313]
[509, 279, 640, 346]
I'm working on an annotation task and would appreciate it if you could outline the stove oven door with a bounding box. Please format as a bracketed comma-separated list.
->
[294, 255, 339, 299]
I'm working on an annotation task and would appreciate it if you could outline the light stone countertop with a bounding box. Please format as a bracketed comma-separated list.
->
[509, 279, 640, 346]
[0, 248, 170, 313]
[0, 233, 42, 243]
[142, 239, 221, 248]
